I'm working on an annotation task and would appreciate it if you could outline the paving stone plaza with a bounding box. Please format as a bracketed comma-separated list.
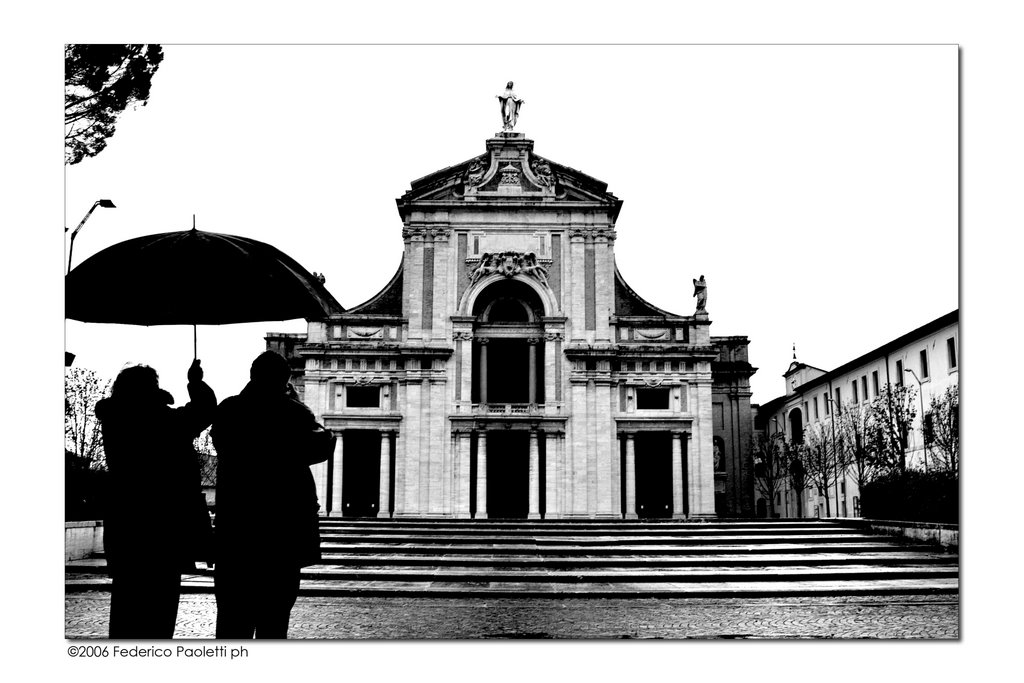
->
[65, 593, 958, 640]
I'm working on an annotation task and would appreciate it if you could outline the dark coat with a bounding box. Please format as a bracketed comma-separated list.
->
[95, 381, 216, 572]
[211, 383, 333, 569]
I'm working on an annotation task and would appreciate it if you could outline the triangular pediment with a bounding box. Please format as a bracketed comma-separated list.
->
[397, 133, 621, 216]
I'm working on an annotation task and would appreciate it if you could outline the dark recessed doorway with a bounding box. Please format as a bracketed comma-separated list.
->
[634, 432, 673, 519]
[486, 430, 529, 518]
[341, 430, 382, 518]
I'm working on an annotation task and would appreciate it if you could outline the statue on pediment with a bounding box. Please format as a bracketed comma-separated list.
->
[497, 81, 524, 131]
[531, 157, 553, 186]
[693, 275, 707, 313]
[466, 158, 486, 187]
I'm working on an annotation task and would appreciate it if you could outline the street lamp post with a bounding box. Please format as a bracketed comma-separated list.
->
[903, 368, 929, 474]
[67, 199, 116, 274]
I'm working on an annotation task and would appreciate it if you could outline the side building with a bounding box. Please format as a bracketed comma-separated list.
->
[268, 126, 757, 519]
[754, 309, 959, 518]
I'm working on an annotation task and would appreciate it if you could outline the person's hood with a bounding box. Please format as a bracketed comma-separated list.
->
[96, 389, 174, 420]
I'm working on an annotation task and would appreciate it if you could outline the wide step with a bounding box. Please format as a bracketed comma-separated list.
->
[65, 519, 958, 598]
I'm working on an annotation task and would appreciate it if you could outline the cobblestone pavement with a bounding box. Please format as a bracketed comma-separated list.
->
[66, 593, 958, 639]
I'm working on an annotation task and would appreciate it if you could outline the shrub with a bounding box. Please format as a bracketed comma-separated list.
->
[860, 469, 958, 524]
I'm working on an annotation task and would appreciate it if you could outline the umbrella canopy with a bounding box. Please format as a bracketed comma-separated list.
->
[66, 229, 344, 326]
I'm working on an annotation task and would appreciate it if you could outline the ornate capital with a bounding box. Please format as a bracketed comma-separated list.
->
[452, 331, 473, 341]
[568, 226, 615, 241]
[476, 337, 490, 346]
[527, 337, 540, 345]
[544, 331, 563, 342]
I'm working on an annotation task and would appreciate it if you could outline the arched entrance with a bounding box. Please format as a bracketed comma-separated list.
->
[468, 280, 547, 519]
[470, 279, 545, 406]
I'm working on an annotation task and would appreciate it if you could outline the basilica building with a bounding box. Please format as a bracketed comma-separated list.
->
[268, 114, 756, 520]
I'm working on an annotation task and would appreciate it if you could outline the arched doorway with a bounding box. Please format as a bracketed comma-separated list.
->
[471, 279, 545, 406]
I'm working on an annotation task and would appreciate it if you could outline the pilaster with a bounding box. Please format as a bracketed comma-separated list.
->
[528, 430, 541, 519]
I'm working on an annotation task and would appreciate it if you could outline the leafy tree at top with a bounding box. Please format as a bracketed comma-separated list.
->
[65, 44, 164, 165]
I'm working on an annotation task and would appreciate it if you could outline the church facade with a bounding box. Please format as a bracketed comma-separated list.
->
[269, 123, 756, 520]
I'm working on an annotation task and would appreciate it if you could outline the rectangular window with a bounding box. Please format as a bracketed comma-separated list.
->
[803, 401, 809, 419]
[947, 337, 957, 370]
[834, 387, 842, 412]
[813, 396, 819, 420]
[346, 385, 381, 408]
[851, 380, 858, 404]
[862, 376, 869, 401]
[920, 349, 930, 379]
[823, 392, 830, 415]
[636, 387, 670, 410]
[896, 360, 904, 386]
[872, 371, 879, 397]
[473, 236, 480, 254]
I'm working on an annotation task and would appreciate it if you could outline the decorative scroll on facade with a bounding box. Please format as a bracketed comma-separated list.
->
[469, 251, 549, 287]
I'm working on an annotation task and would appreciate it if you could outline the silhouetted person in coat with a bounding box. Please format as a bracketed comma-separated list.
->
[211, 351, 334, 639]
[95, 359, 215, 639]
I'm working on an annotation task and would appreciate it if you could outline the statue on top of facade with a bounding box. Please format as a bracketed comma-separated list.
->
[497, 81, 524, 131]
[693, 275, 707, 313]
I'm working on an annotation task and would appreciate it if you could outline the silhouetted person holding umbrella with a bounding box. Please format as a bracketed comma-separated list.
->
[211, 351, 334, 639]
[96, 359, 216, 639]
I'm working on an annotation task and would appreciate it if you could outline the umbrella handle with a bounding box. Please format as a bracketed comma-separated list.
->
[193, 324, 197, 360]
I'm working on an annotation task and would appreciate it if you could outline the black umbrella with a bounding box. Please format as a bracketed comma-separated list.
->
[66, 228, 344, 356]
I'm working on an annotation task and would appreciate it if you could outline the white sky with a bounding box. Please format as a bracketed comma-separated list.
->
[11, 0, 1023, 676]
[66, 44, 957, 405]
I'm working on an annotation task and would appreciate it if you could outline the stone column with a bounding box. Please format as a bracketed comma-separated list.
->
[478, 338, 489, 405]
[377, 431, 391, 518]
[312, 456, 329, 516]
[671, 431, 685, 519]
[528, 429, 541, 519]
[330, 431, 344, 517]
[456, 432, 472, 518]
[528, 338, 538, 405]
[624, 433, 637, 519]
[475, 431, 488, 519]
[544, 432, 559, 519]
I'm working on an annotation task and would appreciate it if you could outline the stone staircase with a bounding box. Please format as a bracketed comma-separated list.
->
[66, 518, 958, 598]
